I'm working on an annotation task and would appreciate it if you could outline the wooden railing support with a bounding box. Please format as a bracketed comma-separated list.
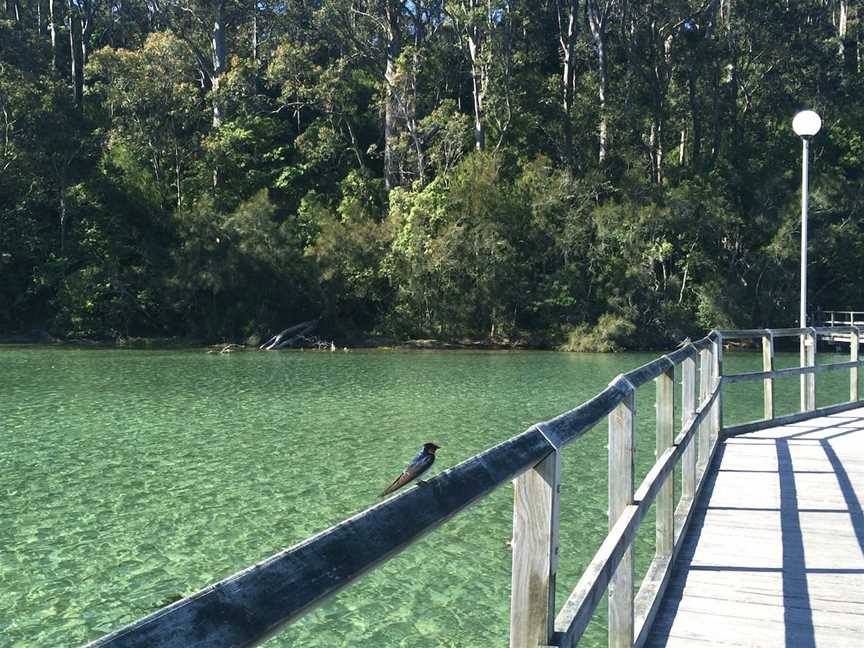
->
[698, 349, 711, 476]
[851, 327, 859, 402]
[712, 335, 723, 435]
[801, 328, 816, 412]
[655, 367, 674, 558]
[762, 332, 774, 420]
[510, 448, 561, 648]
[681, 356, 697, 502]
[608, 380, 635, 648]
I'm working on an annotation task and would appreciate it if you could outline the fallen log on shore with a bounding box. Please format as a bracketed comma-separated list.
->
[260, 320, 318, 350]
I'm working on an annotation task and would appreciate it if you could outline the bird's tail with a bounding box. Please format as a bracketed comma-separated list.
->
[380, 474, 406, 497]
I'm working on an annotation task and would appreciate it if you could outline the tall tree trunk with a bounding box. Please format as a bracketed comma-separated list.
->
[409, 6, 426, 184]
[252, 12, 258, 62]
[384, 0, 402, 190]
[720, 0, 732, 27]
[709, 64, 722, 167]
[596, 34, 609, 163]
[588, 0, 613, 165]
[688, 63, 701, 170]
[68, 0, 83, 109]
[59, 193, 67, 254]
[49, 0, 57, 71]
[651, 32, 674, 184]
[839, 0, 849, 59]
[175, 142, 182, 208]
[211, 1, 226, 129]
[80, 0, 94, 66]
[210, 0, 226, 188]
[469, 44, 486, 151]
[454, 0, 487, 151]
[558, 0, 578, 165]
[839, 0, 859, 74]
[649, 121, 659, 183]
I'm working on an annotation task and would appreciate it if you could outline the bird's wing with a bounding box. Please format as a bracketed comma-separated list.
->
[380, 454, 434, 496]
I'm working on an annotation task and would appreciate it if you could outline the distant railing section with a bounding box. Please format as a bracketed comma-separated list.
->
[85, 328, 864, 648]
[719, 326, 861, 436]
[819, 310, 864, 327]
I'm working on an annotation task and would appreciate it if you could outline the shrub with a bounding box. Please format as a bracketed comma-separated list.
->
[560, 314, 638, 352]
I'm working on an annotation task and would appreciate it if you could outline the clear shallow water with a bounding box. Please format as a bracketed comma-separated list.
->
[0, 346, 854, 647]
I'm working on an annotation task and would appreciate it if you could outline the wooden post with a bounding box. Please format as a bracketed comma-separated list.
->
[762, 332, 774, 420]
[799, 331, 806, 412]
[697, 349, 711, 477]
[712, 335, 723, 437]
[851, 326, 859, 402]
[808, 328, 816, 410]
[608, 382, 635, 648]
[681, 355, 697, 502]
[510, 449, 561, 648]
[655, 366, 674, 558]
[800, 328, 816, 412]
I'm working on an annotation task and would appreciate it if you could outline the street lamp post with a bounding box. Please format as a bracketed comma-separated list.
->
[792, 109, 821, 411]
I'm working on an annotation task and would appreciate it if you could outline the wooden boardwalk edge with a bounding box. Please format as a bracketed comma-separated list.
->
[645, 407, 864, 647]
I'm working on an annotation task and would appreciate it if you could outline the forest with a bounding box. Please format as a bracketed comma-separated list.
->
[1, 0, 862, 349]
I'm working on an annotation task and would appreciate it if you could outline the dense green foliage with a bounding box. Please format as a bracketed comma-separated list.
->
[1, 1, 863, 347]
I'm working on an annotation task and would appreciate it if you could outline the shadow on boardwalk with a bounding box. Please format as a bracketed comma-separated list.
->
[646, 411, 864, 647]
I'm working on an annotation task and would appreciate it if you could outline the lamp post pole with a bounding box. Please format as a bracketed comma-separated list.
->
[792, 110, 821, 412]
[800, 136, 810, 330]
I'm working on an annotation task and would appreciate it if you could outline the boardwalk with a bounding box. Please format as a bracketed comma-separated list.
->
[647, 408, 864, 647]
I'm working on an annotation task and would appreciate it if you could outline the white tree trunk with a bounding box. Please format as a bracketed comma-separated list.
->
[558, 0, 578, 161]
[49, 0, 57, 71]
[839, 0, 859, 73]
[67, 0, 83, 109]
[384, 1, 401, 189]
[587, 0, 613, 164]
[468, 34, 486, 151]
[597, 38, 609, 163]
[211, 1, 226, 129]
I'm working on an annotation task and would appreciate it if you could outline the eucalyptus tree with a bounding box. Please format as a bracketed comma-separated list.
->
[837, 0, 859, 74]
[445, 0, 495, 151]
[556, 0, 579, 160]
[4, 0, 22, 21]
[49, 0, 58, 68]
[65, 0, 94, 109]
[586, 0, 617, 164]
[146, 0, 240, 129]
[88, 32, 207, 209]
[321, 0, 444, 189]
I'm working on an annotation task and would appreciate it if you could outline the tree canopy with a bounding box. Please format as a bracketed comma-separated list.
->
[1, 0, 862, 348]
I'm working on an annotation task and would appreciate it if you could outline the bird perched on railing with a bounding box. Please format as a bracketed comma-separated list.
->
[381, 443, 440, 496]
[676, 336, 692, 349]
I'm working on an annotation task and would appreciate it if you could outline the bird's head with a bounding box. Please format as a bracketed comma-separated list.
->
[423, 442, 440, 454]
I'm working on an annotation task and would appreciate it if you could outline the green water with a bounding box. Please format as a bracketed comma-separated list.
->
[0, 347, 854, 647]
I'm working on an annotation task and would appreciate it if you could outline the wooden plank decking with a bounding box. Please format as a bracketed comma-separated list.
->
[646, 408, 864, 647]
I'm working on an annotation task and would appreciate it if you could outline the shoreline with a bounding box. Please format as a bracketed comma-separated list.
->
[0, 334, 782, 354]
[0, 335, 549, 352]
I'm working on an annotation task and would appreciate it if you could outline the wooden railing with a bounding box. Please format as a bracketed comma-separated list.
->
[85, 328, 864, 648]
[819, 310, 864, 327]
[719, 326, 861, 437]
